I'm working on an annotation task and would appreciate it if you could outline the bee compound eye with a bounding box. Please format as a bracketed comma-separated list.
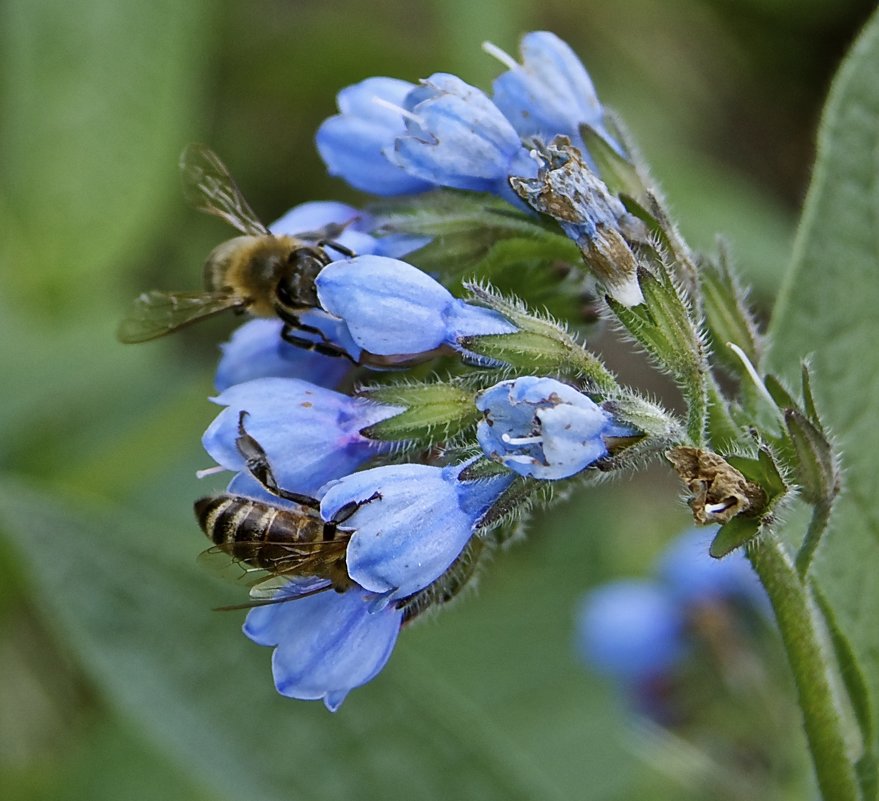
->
[275, 276, 297, 308]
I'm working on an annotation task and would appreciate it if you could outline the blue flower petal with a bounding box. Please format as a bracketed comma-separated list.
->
[387, 73, 529, 193]
[372, 232, 432, 259]
[215, 319, 351, 392]
[293, 308, 364, 364]
[269, 201, 378, 255]
[476, 377, 636, 479]
[315, 256, 518, 360]
[244, 585, 403, 710]
[444, 299, 518, 338]
[492, 32, 606, 146]
[202, 377, 400, 497]
[321, 463, 510, 602]
[316, 256, 452, 355]
[316, 77, 433, 195]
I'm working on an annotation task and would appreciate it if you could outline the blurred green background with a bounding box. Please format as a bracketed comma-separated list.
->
[0, 1, 874, 799]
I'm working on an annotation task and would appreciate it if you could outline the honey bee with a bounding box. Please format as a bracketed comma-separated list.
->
[118, 143, 352, 351]
[195, 493, 354, 601]
[195, 412, 379, 605]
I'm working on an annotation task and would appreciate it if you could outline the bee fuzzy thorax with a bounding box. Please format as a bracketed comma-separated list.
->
[204, 235, 306, 318]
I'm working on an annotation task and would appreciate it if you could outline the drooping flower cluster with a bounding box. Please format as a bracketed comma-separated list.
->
[116, 19, 858, 801]
[187, 31, 699, 710]
[187, 31, 743, 711]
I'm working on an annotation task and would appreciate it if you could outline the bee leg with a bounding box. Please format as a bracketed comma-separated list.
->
[331, 490, 383, 524]
[279, 323, 360, 363]
[316, 239, 356, 259]
[296, 220, 350, 242]
[235, 411, 322, 509]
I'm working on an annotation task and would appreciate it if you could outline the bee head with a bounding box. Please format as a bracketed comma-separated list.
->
[275, 248, 325, 310]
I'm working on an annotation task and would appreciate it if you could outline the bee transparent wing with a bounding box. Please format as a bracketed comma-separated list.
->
[197, 544, 272, 587]
[248, 574, 333, 600]
[180, 143, 270, 237]
[213, 578, 334, 612]
[197, 539, 346, 587]
[117, 290, 243, 343]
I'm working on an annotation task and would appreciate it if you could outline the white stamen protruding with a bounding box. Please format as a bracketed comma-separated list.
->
[196, 464, 226, 480]
[371, 96, 424, 126]
[727, 342, 784, 423]
[504, 454, 538, 466]
[482, 40, 519, 71]
[501, 432, 543, 446]
[705, 500, 735, 516]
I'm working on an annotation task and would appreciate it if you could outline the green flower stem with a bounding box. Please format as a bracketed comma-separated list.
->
[570, 350, 619, 395]
[748, 534, 860, 801]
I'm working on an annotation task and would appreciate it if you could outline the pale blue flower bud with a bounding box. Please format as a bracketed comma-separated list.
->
[320, 462, 514, 604]
[490, 32, 609, 150]
[387, 73, 537, 199]
[315, 255, 517, 362]
[316, 77, 432, 195]
[244, 583, 403, 711]
[476, 377, 638, 479]
[202, 377, 402, 498]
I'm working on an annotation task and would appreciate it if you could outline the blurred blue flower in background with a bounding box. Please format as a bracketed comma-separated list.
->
[656, 528, 768, 610]
[576, 580, 686, 683]
[575, 528, 768, 712]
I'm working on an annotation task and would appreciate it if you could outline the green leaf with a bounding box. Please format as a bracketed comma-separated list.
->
[0, 477, 624, 801]
[360, 381, 479, 442]
[811, 585, 874, 749]
[767, 7, 879, 766]
[710, 515, 761, 558]
[0, 0, 209, 312]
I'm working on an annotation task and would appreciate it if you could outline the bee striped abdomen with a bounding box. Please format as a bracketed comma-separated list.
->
[195, 495, 331, 570]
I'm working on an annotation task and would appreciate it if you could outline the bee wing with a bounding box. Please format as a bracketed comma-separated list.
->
[197, 544, 271, 587]
[117, 290, 243, 343]
[197, 539, 346, 588]
[213, 578, 334, 611]
[180, 143, 270, 237]
[248, 575, 333, 600]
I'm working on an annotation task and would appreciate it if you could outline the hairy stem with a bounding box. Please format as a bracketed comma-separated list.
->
[748, 534, 859, 801]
